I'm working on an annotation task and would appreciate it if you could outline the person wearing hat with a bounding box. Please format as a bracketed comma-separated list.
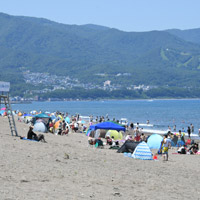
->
[27, 126, 47, 143]
[27, 126, 37, 140]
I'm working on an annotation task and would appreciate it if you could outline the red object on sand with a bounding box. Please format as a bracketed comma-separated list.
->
[153, 155, 158, 160]
[186, 139, 191, 145]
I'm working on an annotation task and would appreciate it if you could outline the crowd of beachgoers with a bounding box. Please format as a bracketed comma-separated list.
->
[1, 108, 199, 158]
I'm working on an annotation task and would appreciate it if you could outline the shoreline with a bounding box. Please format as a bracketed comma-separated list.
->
[11, 98, 200, 104]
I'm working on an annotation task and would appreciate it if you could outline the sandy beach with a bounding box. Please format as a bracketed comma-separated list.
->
[0, 116, 200, 200]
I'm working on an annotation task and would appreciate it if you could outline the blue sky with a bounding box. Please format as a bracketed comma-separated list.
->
[0, 0, 200, 32]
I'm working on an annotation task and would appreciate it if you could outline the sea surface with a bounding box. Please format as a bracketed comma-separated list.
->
[11, 99, 200, 135]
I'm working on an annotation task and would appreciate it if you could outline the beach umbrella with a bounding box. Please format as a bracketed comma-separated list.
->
[57, 115, 63, 121]
[18, 112, 23, 116]
[30, 110, 37, 115]
[0, 107, 6, 110]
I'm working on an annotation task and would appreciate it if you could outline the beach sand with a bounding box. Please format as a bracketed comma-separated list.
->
[0, 116, 200, 200]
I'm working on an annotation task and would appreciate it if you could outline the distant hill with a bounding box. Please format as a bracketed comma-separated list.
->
[1, 12, 200, 95]
[166, 28, 200, 45]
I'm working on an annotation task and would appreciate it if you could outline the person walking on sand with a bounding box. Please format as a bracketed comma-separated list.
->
[162, 134, 171, 161]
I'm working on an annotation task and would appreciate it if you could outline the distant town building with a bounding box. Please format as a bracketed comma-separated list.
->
[104, 80, 111, 87]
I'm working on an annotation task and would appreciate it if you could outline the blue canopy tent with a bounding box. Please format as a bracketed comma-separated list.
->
[90, 122, 126, 132]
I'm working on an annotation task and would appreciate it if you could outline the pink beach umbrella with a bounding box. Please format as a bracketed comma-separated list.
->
[1, 107, 6, 110]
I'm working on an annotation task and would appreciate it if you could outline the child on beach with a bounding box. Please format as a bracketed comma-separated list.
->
[162, 134, 171, 161]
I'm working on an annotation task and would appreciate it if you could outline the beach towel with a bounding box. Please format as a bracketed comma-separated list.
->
[20, 137, 38, 142]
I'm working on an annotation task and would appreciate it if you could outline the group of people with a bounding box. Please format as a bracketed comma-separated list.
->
[125, 132, 146, 142]
[15, 110, 200, 161]
[168, 123, 195, 138]
[160, 130, 200, 161]
[177, 143, 199, 155]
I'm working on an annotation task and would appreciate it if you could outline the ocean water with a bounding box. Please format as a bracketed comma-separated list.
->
[11, 99, 200, 134]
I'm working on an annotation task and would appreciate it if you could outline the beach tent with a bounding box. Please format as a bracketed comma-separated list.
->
[35, 113, 50, 119]
[94, 129, 107, 139]
[33, 121, 47, 133]
[24, 116, 33, 124]
[147, 134, 163, 149]
[33, 113, 51, 125]
[86, 129, 95, 137]
[90, 122, 126, 132]
[105, 130, 123, 140]
[117, 140, 139, 153]
[86, 128, 93, 136]
[132, 141, 153, 160]
[0, 110, 6, 116]
[65, 117, 70, 123]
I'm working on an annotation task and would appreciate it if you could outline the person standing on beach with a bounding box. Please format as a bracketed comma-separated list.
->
[130, 122, 134, 129]
[162, 135, 171, 161]
[190, 124, 194, 133]
[173, 125, 176, 132]
[167, 126, 171, 132]
[187, 126, 191, 138]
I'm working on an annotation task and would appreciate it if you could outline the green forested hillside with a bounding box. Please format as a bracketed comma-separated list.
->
[166, 28, 200, 45]
[1, 12, 200, 97]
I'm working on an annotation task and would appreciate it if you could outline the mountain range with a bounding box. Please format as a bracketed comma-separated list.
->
[1, 12, 200, 95]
